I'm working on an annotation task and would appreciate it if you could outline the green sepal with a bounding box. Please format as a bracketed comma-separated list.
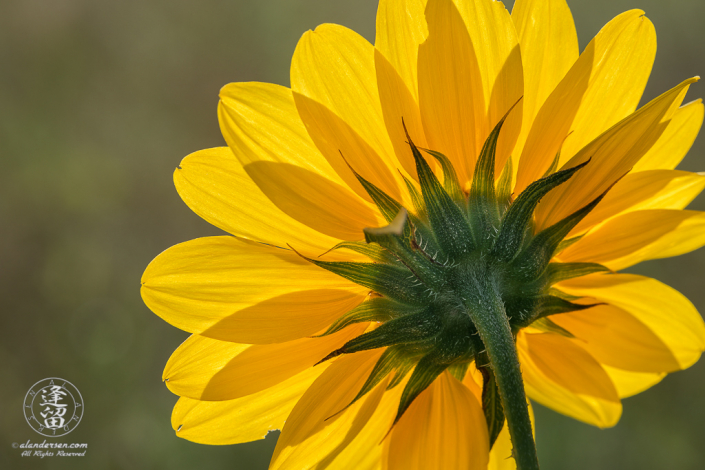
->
[547, 287, 581, 301]
[364, 209, 444, 289]
[530, 317, 574, 338]
[556, 235, 583, 254]
[480, 368, 505, 450]
[468, 109, 508, 233]
[396, 172, 446, 264]
[448, 361, 470, 381]
[329, 346, 406, 418]
[510, 188, 607, 280]
[419, 148, 465, 205]
[323, 310, 443, 361]
[404, 123, 475, 259]
[298, 254, 429, 306]
[468, 100, 522, 241]
[540, 149, 561, 179]
[546, 262, 609, 284]
[322, 240, 399, 265]
[316, 297, 413, 337]
[399, 171, 427, 218]
[393, 351, 449, 426]
[533, 295, 600, 319]
[342, 155, 404, 224]
[387, 359, 414, 390]
[492, 160, 589, 262]
[496, 155, 513, 216]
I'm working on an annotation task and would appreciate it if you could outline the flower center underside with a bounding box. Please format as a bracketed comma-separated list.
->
[297, 115, 607, 442]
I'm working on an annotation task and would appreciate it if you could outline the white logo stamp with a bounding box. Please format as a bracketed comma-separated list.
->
[23, 378, 84, 437]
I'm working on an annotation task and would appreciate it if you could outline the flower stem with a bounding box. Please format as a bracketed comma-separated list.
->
[462, 274, 539, 470]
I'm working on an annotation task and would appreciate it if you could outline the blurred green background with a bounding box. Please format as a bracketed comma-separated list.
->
[0, 0, 703, 468]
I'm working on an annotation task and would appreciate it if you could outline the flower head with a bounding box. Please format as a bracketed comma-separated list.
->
[142, 0, 705, 468]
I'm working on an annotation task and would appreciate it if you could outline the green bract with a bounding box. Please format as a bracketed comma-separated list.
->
[298, 109, 609, 448]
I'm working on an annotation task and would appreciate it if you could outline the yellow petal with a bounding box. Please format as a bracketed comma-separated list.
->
[171, 365, 324, 445]
[218, 82, 340, 182]
[375, 0, 429, 101]
[632, 99, 704, 172]
[243, 159, 381, 240]
[569, 170, 705, 235]
[274, 370, 406, 470]
[488, 402, 535, 470]
[310, 381, 403, 470]
[517, 332, 622, 428]
[515, 11, 657, 194]
[535, 77, 696, 230]
[551, 305, 680, 373]
[141, 236, 366, 342]
[601, 366, 666, 399]
[387, 371, 489, 470]
[271, 350, 384, 468]
[418, 0, 487, 184]
[163, 325, 367, 400]
[511, 0, 578, 159]
[559, 209, 705, 271]
[218, 83, 381, 240]
[523, 332, 619, 402]
[291, 24, 403, 201]
[462, 362, 484, 403]
[559, 11, 657, 161]
[174, 147, 341, 252]
[375, 48, 428, 182]
[558, 274, 705, 369]
[453, 0, 524, 176]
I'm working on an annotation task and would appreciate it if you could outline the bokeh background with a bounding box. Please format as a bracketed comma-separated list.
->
[1, 0, 703, 468]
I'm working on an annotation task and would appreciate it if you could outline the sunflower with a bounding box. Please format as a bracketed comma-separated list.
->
[141, 0, 705, 468]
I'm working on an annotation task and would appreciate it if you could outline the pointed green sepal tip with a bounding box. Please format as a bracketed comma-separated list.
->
[391, 351, 448, 427]
[492, 159, 590, 262]
[339, 149, 403, 223]
[402, 120, 475, 258]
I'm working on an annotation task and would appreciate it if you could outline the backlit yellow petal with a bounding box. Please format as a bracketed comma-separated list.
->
[271, 350, 384, 468]
[375, 0, 428, 101]
[310, 381, 404, 470]
[291, 24, 403, 201]
[569, 170, 705, 235]
[141, 237, 366, 342]
[418, 0, 487, 184]
[174, 147, 341, 252]
[535, 77, 696, 230]
[163, 325, 367, 400]
[558, 274, 705, 369]
[274, 373, 407, 470]
[559, 210, 705, 271]
[511, 0, 578, 160]
[171, 366, 324, 445]
[217, 83, 381, 239]
[523, 332, 619, 402]
[453, 0, 523, 176]
[243, 159, 381, 240]
[552, 305, 680, 373]
[601, 366, 666, 399]
[387, 372, 489, 470]
[218, 82, 341, 182]
[375, 49, 429, 183]
[515, 11, 657, 194]
[559, 11, 656, 161]
[632, 99, 704, 172]
[517, 332, 622, 428]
